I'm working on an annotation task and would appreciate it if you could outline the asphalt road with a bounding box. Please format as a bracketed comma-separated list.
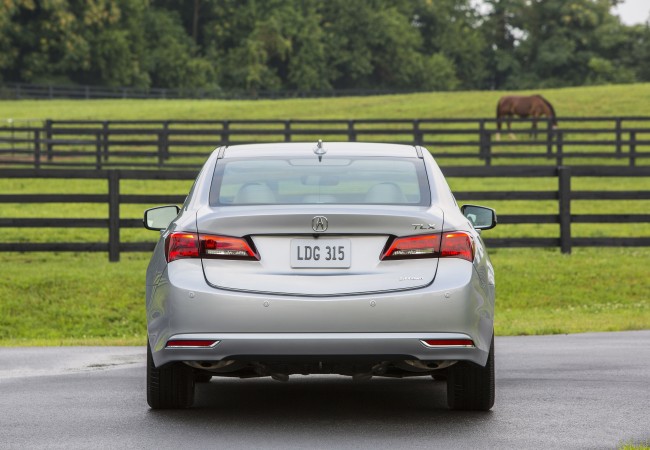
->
[1, 331, 649, 449]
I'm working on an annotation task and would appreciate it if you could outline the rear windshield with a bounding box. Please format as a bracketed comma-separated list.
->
[209, 157, 430, 206]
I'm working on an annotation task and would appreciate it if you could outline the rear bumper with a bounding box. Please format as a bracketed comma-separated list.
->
[153, 332, 488, 367]
[147, 258, 495, 369]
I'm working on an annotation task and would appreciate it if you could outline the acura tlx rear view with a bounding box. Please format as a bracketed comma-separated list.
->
[143, 142, 496, 411]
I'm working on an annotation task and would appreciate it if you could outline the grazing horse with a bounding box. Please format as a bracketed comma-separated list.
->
[496, 95, 557, 140]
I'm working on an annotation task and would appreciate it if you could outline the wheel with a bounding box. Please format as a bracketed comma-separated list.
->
[195, 372, 212, 383]
[147, 341, 195, 409]
[446, 334, 495, 411]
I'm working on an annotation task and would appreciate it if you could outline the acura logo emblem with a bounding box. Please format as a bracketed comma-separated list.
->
[312, 216, 328, 232]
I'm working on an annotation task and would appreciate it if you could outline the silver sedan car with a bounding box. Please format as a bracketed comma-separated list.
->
[144, 141, 496, 410]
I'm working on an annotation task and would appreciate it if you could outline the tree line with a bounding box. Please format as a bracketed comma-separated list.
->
[1, 0, 648, 93]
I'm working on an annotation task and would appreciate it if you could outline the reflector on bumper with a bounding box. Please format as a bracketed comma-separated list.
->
[421, 339, 474, 348]
[165, 339, 220, 348]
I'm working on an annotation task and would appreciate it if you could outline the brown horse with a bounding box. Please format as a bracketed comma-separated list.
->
[496, 95, 557, 140]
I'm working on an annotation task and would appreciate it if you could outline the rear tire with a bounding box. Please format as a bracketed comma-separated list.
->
[147, 341, 195, 409]
[446, 334, 495, 411]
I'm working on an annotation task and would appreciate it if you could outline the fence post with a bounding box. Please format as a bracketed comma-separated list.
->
[108, 171, 120, 262]
[157, 131, 165, 167]
[95, 132, 102, 170]
[556, 131, 564, 166]
[102, 121, 109, 161]
[45, 119, 53, 161]
[348, 120, 356, 142]
[413, 119, 422, 145]
[85, 86, 90, 99]
[484, 133, 492, 166]
[162, 121, 170, 160]
[546, 119, 554, 157]
[629, 131, 636, 167]
[478, 120, 485, 158]
[33, 130, 41, 169]
[284, 121, 291, 142]
[558, 166, 571, 254]
[221, 121, 230, 145]
[615, 118, 622, 155]
[9, 119, 15, 156]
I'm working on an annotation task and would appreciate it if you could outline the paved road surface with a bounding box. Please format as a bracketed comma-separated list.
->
[1, 331, 649, 449]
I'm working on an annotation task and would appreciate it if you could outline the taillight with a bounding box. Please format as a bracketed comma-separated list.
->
[381, 232, 474, 262]
[165, 232, 199, 262]
[165, 232, 259, 262]
[440, 232, 474, 262]
[200, 234, 259, 260]
[381, 234, 441, 260]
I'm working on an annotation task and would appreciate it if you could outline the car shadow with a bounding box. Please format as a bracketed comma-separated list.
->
[146, 376, 495, 440]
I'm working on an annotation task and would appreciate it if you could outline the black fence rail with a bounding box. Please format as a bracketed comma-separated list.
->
[1, 117, 649, 169]
[0, 82, 421, 100]
[1, 166, 649, 261]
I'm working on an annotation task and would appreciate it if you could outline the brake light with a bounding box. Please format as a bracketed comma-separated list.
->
[381, 234, 441, 260]
[200, 234, 259, 260]
[166, 232, 199, 262]
[381, 232, 474, 262]
[165, 232, 259, 262]
[440, 232, 474, 262]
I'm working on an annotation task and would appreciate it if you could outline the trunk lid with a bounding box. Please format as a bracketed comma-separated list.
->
[197, 205, 444, 296]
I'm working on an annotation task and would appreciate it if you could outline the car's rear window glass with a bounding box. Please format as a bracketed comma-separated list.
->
[209, 157, 430, 206]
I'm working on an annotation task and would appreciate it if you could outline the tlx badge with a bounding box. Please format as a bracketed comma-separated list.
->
[412, 223, 436, 230]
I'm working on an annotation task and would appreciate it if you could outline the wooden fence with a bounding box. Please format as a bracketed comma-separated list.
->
[1, 117, 649, 169]
[1, 166, 649, 261]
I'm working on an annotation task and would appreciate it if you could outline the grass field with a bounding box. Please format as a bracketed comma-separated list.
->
[2, 84, 650, 120]
[1, 83, 649, 344]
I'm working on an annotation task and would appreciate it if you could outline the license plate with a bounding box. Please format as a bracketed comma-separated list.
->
[290, 239, 351, 268]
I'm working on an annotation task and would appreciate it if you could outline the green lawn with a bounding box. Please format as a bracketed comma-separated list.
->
[2, 84, 650, 120]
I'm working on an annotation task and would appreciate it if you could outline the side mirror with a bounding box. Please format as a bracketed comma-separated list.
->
[461, 205, 497, 230]
[143, 205, 180, 231]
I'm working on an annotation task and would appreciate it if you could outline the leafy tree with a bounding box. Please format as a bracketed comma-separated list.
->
[481, 0, 525, 89]
[631, 25, 650, 82]
[79, 0, 150, 87]
[141, 8, 216, 89]
[286, 4, 332, 91]
[513, 0, 621, 87]
[0, 0, 29, 80]
[326, 0, 430, 89]
[413, 0, 488, 89]
[1, 0, 87, 83]
[1, 0, 649, 92]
